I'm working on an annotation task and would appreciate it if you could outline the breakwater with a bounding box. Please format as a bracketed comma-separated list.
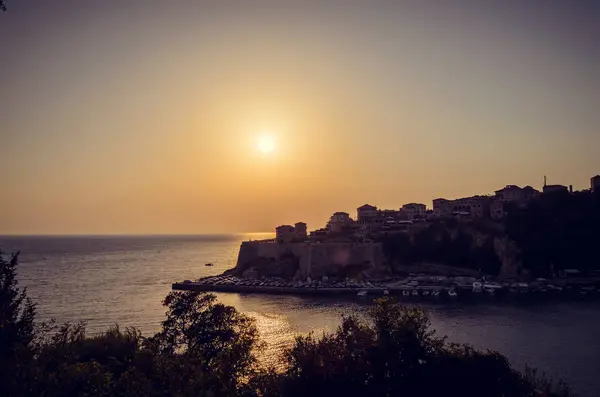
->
[173, 274, 600, 300]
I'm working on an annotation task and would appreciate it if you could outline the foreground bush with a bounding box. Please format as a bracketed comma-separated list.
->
[263, 298, 572, 397]
[1, 252, 573, 396]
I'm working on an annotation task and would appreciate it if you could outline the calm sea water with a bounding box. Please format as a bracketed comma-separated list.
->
[1, 234, 599, 397]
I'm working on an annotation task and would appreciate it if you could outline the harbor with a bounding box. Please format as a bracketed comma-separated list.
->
[173, 273, 600, 300]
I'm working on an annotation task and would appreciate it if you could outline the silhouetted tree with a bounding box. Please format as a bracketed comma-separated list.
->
[148, 291, 260, 387]
[0, 252, 37, 395]
[0, 250, 574, 397]
[257, 298, 573, 397]
[506, 190, 600, 276]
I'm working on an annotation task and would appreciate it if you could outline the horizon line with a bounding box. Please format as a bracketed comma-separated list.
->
[0, 232, 275, 237]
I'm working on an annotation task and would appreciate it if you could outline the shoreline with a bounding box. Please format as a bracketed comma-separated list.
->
[172, 274, 600, 300]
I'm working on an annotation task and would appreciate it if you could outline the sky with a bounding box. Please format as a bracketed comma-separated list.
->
[0, 0, 599, 234]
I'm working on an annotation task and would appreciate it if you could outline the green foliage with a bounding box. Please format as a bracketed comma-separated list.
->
[0, 252, 37, 395]
[505, 190, 600, 276]
[381, 190, 600, 277]
[380, 224, 501, 274]
[259, 298, 573, 397]
[0, 252, 575, 397]
[149, 291, 260, 383]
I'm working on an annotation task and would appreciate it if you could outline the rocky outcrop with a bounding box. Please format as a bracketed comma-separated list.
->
[494, 236, 522, 278]
[231, 241, 385, 280]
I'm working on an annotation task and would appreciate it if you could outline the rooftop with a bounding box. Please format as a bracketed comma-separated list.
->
[357, 204, 377, 210]
[276, 225, 294, 230]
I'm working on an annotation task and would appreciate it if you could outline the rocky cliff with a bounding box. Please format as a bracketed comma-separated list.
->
[229, 241, 386, 280]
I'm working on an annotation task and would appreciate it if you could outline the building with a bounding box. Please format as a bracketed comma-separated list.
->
[494, 185, 523, 203]
[433, 196, 490, 219]
[490, 199, 505, 220]
[294, 222, 308, 239]
[379, 209, 401, 219]
[357, 204, 389, 232]
[357, 204, 378, 222]
[275, 222, 307, 243]
[432, 198, 452, 218]
[275, 225, 296, 243]
[591, 175, 600, 193]
[522, 186, 540, 201]
[543, 184, 568, 194]
[492, 185, 540, 215]
[542, 176, 568, 194]
[468, 196, 491, 218]
[327, 212, 352, 233]
[401, 203, 426, 220]
[380, 220, 412, 233]
[494, 185, 540, 204]
[309, 228, 328, 240]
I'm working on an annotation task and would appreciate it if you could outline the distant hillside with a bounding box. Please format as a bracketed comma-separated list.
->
[379, 190, 600, 278]
[378, 219, 504, 276]
[505, 189, 600, 277]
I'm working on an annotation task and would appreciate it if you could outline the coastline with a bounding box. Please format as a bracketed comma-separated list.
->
[173, 273, 600, 300]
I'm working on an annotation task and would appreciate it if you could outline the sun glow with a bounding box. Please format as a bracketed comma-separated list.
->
[257, 134, 275, 153]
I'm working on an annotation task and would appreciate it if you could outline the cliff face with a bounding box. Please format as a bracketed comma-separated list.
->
[493, 236, 522, 278]
[380, 221, 511, 277]
[233, 222, 525, 280]
[231, 241, 385, 280]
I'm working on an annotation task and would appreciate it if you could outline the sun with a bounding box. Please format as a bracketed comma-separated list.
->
[257, 134, 275, 153]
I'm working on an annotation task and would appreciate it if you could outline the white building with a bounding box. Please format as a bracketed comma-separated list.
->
[357, 204, 378, 222]
[328, 212, 351, 232]
[275, 225, 295, 243]
[294, 222, 308, 239]
[275, 222, 307, 243]
[494, 185, 540, 206]
[401, 203, 426, 220]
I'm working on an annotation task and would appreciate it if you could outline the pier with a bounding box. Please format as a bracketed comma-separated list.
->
[172, 274, 600, 300]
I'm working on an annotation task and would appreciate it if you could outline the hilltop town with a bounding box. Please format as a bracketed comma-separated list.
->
[212, 173, 600, 283]
[174, 174, 600, 297]
[275, 174, 600, 244]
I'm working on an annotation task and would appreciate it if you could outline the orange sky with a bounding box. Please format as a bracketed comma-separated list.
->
[1, 1, 599, 234]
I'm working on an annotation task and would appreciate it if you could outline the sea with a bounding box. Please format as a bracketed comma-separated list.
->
[1, 234, 599, 397]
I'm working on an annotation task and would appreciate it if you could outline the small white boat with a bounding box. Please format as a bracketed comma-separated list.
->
[383, 290, 389, 295]
[422, 290, 430, 296]
[357, 290, 368, 297]
[402, 290, 410, 297]
[432, 290, 440, 297]
[472, 282, 483, 293]
[411, 290, 419, 296]
[483, 284, 502, 294]
[448, 289, 458, 297]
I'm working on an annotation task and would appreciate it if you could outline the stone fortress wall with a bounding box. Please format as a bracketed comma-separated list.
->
[236, 240, 385, 279]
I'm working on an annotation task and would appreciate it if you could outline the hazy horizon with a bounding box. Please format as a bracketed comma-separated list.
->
[1, 1, 599, 235]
